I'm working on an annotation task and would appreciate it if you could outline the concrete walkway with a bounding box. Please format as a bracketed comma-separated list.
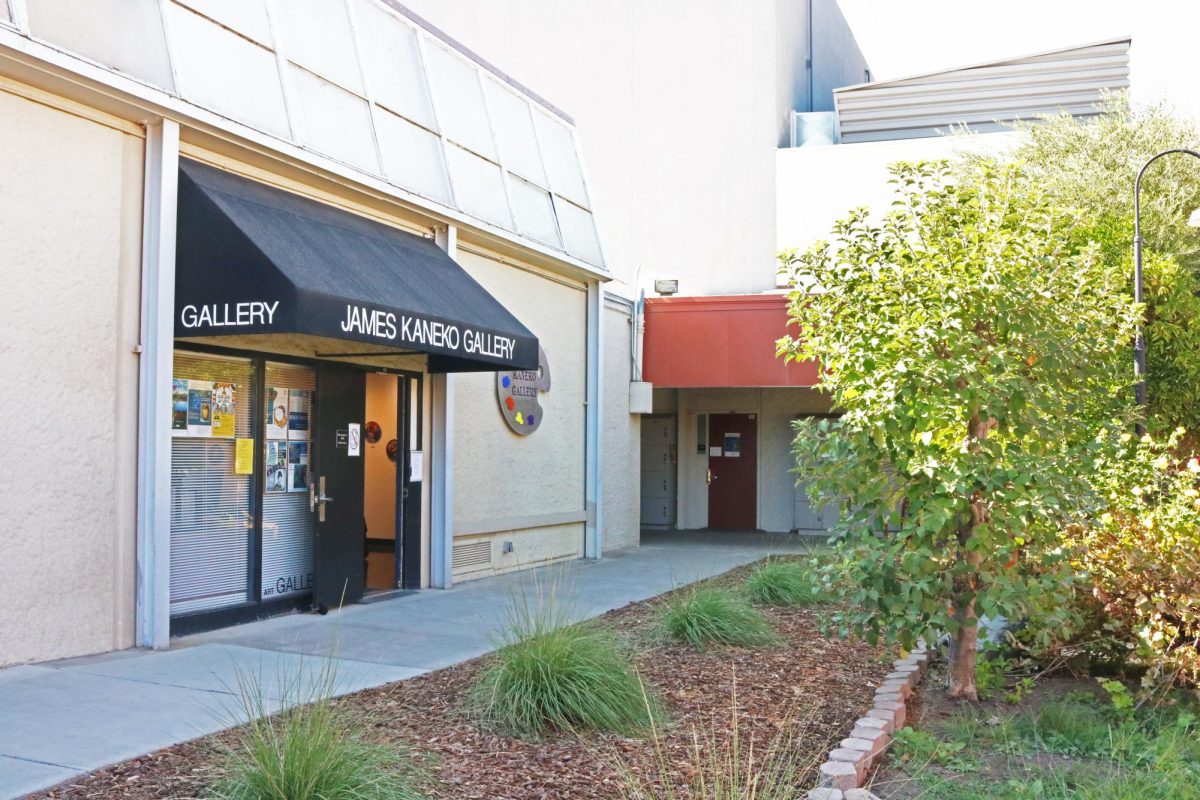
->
[0, 531, 815, 799]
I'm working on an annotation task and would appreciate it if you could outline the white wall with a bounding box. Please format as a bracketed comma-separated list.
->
[0, 87, 144, 666]
[775, 131, 1017, 257]
[601, 298, 640, 551]
[400, 0, 823, 297]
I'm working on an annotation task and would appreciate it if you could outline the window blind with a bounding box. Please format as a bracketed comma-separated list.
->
[169, 352, 255, 616]
[261, 361, 316, 600]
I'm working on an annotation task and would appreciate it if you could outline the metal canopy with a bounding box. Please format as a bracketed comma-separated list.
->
[174, 158, 538, 373]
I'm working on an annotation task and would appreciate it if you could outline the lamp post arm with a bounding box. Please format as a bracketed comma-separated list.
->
[1132, 148, 1200, 433]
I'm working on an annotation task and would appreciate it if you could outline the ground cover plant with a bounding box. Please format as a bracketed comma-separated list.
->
[744, 558, 824, 607]
[778, 159, 1139, 700]
[870, 672, 1200, 799]
[31, 557, 891, 800]
[467, 587, 658, 737]
[661, 586, 780, 649]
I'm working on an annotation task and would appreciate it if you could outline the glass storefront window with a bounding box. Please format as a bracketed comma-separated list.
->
[261, 362, 316, 601]
[169, 352, 256, 616]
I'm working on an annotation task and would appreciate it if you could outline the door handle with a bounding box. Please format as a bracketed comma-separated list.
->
[310, 476, 333, 522]
[707, 469, 715, 484]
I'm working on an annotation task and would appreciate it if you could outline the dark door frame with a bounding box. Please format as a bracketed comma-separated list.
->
[392, 370, 424, 590]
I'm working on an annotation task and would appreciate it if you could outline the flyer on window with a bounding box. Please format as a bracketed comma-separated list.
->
[287, 389, 310, 440]
[186, 381, 213, 437]
[287, 441, 309, 493]
[266, 387, 289, 440]
[211, 382, 236, 438]
[265, 440, 287, 493]
[172, 379, 189, 432]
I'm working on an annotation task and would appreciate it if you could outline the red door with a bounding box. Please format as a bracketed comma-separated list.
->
[707, 413, 757, 529]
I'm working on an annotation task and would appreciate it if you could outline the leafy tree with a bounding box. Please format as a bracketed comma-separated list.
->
[989, 96, 1200, 431]
[778, 160, 1138, 700]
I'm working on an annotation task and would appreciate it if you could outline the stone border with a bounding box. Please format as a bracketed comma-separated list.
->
[806, 643, 934, 800]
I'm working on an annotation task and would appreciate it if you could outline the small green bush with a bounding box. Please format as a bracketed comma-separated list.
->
[214, 665, 423, 800]
[661, 587, 779, 649]
[744, 559, 823, 606]
[469, 592, 657, 738]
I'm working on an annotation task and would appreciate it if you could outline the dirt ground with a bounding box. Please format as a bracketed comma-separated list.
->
[29, 561, 893, 800]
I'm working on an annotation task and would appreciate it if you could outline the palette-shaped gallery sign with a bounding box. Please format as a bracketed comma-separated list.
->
[497, 346, 551, 435]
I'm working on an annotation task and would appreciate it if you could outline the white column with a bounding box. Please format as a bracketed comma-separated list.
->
[135, 119, 179, 648]
[584, 280, 603, 558]
[429, 224, 457, 588]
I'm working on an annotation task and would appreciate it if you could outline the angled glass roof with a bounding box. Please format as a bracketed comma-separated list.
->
[15, 0, 605, 269]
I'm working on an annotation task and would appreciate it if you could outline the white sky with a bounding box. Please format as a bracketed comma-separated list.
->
[836, 0, 1200, 122]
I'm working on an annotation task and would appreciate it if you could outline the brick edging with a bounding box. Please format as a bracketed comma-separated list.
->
[806, 643, 934, 800]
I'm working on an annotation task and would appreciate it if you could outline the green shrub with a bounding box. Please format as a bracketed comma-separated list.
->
[661, 587, 779, 649]
[213, 664, 424, 800]
[1065, 429, 1200, 689]
[744, 559, 823, 606]
[468, 591, 657, 738]
[974, 655, 1009, 701]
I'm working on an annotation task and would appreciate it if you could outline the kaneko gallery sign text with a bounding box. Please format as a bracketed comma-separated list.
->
[178, 300, 517, 362]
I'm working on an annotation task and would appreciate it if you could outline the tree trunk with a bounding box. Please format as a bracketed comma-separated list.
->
[947, 596, 980, 701]
[946, 412, 993, 703]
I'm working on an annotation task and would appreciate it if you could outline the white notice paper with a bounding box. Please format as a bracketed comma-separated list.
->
[708, 446, 723, 457]
[347, 423, 361, 457]
[409, 450, 423, 481]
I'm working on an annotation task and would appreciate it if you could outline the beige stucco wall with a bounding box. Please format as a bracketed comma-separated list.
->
[0, 87, 143, 666]
[673, 387, 831, 532]
[601, 299, 640, 552]
[449, 246, 588, 577]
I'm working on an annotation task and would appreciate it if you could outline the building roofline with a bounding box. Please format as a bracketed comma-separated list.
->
[834, 35, 1132, 95]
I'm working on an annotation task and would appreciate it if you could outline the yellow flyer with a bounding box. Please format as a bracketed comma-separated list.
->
[211, 382, 237, 438]
[234, 438, 255, 475]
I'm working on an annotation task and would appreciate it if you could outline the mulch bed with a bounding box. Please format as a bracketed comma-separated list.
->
[30, 560, 893, 800]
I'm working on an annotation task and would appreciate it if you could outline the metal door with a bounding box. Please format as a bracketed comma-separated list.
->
[707, 413, 757, 530]
[640, 415, 677, 527]
[312, 364, 366, 610]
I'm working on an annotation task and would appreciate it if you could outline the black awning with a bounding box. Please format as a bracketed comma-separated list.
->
[174, 158, 538, 372]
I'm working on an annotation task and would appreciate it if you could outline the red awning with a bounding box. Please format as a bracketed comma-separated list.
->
[642, 294, 819, 388]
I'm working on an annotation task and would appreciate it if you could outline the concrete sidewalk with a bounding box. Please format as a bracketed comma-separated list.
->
[0, 530, 815, 799]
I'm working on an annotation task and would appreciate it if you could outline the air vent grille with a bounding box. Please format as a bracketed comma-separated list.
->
[453, 539, 492, 570]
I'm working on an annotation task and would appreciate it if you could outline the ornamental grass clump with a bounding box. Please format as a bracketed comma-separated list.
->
[469, 586, 659, 738]
[661, 587, 779, 649]
[612, 677, 819, 800]
[213, 660, 425, 800]
[744, 559, 823, 607]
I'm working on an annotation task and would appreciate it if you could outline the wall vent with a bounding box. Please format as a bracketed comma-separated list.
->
[453, 539, 493, 570]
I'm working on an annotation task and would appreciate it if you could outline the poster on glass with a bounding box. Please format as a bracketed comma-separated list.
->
[287, 390, 309, 440]
[287, 442, 308, 492]
[266, 440, 287, 493]
[266, 387, 289, 440]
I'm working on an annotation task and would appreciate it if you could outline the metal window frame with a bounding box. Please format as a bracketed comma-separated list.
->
[135, 118, 180, 649]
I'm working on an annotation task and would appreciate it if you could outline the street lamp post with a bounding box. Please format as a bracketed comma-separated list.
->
[1132, 148, 1200, 434]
